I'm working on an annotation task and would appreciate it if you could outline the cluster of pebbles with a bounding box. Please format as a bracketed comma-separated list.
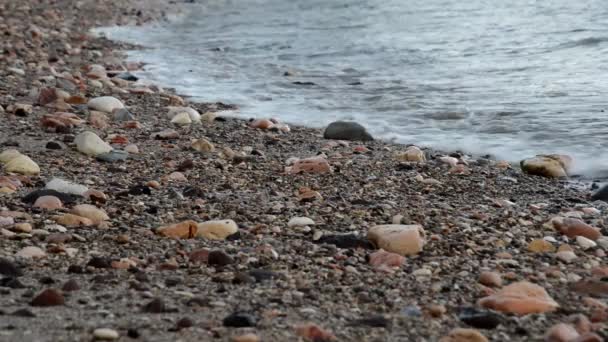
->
[2, 1, 608, 341]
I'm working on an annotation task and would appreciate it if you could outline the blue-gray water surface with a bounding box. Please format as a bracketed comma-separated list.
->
[97, 0, 608, 176]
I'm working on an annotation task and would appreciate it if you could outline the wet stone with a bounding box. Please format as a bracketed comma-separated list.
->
[0, 258, 22, 277]
[223, 311, 257, 327]
[22, 189, 80, 205]
[67, 265, 84, 274]
[12, 308, 36, 317]
[1, 277, 26, 289]
[208, 250, 234, 266]
[458, 307, 503, 329]
[45, 141, 64, 150]
[175, 317, 194, 329]
[128, 185, 151, 196]
[249, 269, 276, 283]
[143, 298, 167, 313]
[87, 257, 112, 269]
[96, 150, 128, 163]
[351, 315, 391, 328]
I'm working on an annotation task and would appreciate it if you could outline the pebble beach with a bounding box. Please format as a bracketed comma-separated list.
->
[1, 1, 608, 341]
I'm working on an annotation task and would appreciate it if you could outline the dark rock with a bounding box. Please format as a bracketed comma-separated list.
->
[222, 312, 257, 327]
[182, 186, 204, 198]
[62, 279, 80, 292]
[165, 277, 181, 287]
[127, 329, 140, 338]
[134, 272, 149, 282]
[292, 81, 316, 86]
[350, 315, 391, 328]
[176, 317, 194, 329]
[22, 189, 80, 205]
[458, 307, 502, 329]
[1, 277, 25, 289]
[315, 234, 374, 249]
[12, 308, 36, 317]
[249, 269, 275, 283]
[30, 288, 65, 306]
[45, 141, 64, 150]
[87, 257, 112, 269]
[114, 72, 138, 81]
[129, 185, 151, 196]
[591, 185, 608, 202]
[67, 265, 84, 274]
[39, 276, 55, 285]
[0, 258, 22, 277]
[142, 298, 167, 313]
[96, 150, 129, 163]
[186, 297, 209, 307]
[177, 159, 194, 171]
[323, 121, 373, 141]
[225, 231, 241, 241]
[207, 250, 233, 267]
[232, 272, 255, 284]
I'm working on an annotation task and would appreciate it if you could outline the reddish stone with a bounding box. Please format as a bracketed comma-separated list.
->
[157, 221, 198, 239]
[189, 249, 210, 263]
[250, 119, 274, 130]
[37, 87, 58, 105]
[33, 195, 63, 210]
[479, 271, 503, 287]
[287, 157, 331, 174]
[65, 95, 87, 105]
[554, 218, 602, 240]
[369, 249, 405, 272]
[544, 323, 579, 342]
[478, 281, 559, 315]
[110, 135, 129, 144]
[124, 121, 142, 129]
[295, 323, 336, 342]
[31, 289, 65, 306]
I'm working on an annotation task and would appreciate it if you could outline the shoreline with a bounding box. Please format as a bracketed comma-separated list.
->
[1, 1, 608, 341]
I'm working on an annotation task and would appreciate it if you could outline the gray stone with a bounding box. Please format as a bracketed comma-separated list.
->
[96, 150, 128, 163]
[113, 108, 135, 122]
[323, 121, 373, 141]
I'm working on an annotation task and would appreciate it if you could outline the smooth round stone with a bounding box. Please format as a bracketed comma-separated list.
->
[196, 220, 238, 240]
[323, 121, 373, 141]
[367, 224, 426, 256]
[192, 139, 214, 153]
[33, 195, 63, 210]
[87, 96, 124, 114]
[96, 150, 128, 163]
[167, 106, 201, 123]
[287, 217, 315, 227]
[4, 155, 40, 175]
[170, 112, 192, 125]
[75, 131, 112, 156]
[16, 246, 46, 259]
[0, 149, 22, 163]
[71, 204, 109, 225]
[45, 178, 89, 196]
[93, 328, 119, 340]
